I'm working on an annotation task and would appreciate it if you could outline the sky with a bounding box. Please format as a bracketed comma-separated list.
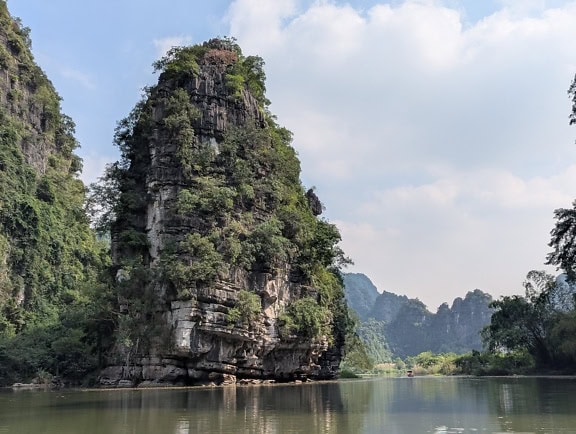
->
[8, 0, 576, 310]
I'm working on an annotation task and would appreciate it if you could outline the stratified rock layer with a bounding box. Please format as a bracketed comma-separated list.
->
[100, 41, 344, 387]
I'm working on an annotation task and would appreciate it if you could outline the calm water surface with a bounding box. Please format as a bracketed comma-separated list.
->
[1, 376, 576, 433]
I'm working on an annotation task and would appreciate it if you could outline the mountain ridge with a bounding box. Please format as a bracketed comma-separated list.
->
[344, 272, 494, 358]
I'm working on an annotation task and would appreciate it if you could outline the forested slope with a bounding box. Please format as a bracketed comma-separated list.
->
[0, 1, 109, 386]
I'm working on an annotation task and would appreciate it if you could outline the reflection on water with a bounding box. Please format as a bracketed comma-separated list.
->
[1, 377, 576, 433]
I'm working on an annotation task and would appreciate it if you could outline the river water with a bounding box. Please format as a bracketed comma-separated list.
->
[1, 376, 575, 433]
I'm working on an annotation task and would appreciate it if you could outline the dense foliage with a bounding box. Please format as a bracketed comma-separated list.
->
[89, 37, 357, 368]
[356, 318, 392, 364]
[226, 289, 261, 327]
[548, 200, 576, 281]
[482, 271, 559, 367]
[478, 269, 576, 373]
[0, 2, 110, 386]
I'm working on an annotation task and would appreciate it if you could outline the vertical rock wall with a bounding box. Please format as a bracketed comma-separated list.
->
[100, 41, 345, 387]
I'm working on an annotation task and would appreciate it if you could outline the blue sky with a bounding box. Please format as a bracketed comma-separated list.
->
[9, 0, 576, 309]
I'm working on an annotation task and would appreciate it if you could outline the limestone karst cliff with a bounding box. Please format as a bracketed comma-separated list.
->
[0, 2, 103, 337]
[0, 2, 108, 386]
[98, 39, 352, 386]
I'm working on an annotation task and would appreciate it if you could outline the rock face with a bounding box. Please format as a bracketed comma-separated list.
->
[370, 290, 410, 324]
[344, 273, 494, 358]
[427, 290, 494, 353]
[100, 40, 348, 387]
[0, 5, 68, 175]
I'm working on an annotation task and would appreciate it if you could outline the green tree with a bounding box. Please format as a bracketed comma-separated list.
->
[280, 297, 331, 340]
[357, 318, 392, 364]
[162, 234, 224, 298]
[482, 270, 556, 367]
[547, 201, 576, 281]
[547, 75, 576, 279]
[227, 290, 262, 327]
[341, 333, 374, 372]
[569, 73, 576, 126]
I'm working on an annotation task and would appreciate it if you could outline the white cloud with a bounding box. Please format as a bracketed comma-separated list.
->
[227, 0, 297, 51]
[79, 152, 116, 186]
[337, 164, 576, 309]
[226, 0, 576, 307]
[60, 67, 96, 90]
[153, 35, 193, 58]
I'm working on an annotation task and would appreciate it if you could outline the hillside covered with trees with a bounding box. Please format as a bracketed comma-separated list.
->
[0, 1, 109, 385]
[343, 273, 493, 360]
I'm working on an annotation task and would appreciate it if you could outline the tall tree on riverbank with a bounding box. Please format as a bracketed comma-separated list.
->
[482, 271, 556, 367]
[478, 75, 576, 373]
[547, 74, 576, 281]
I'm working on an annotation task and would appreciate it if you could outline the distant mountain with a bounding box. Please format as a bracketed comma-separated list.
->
[343, 273, 494, 358]
[384, 297, 433, 358]
[425, 289, 494, 355]
[343, 273, 380, 321]
[370, 290, 410, 324]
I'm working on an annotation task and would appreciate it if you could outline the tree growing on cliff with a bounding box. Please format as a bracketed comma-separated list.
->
[0, 3, 113, 387]
[90, 38, 358, 385]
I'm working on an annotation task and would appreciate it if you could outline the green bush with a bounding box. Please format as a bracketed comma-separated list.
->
[242, 218, 292, 271]
[339, 368, 360, 379]
[0, 304, 103, 386]
[455, 350, 534, 376]
[176, 178, 236, 220]
[341, 333, 374, 372]
[280, 297, 331, 340]
[162, 234, 224, 298]
[152, 45, 207, 77]
[227, 290, 261, 327]
[225, 73, 245, 100]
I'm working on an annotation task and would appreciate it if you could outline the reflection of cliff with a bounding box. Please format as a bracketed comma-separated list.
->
[104, 384, 350, 434]
[2, 378, 576, 433]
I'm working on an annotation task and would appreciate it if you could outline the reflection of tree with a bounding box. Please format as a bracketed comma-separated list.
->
[488, 377, 576, 433]
[371, 378, 494, 432]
